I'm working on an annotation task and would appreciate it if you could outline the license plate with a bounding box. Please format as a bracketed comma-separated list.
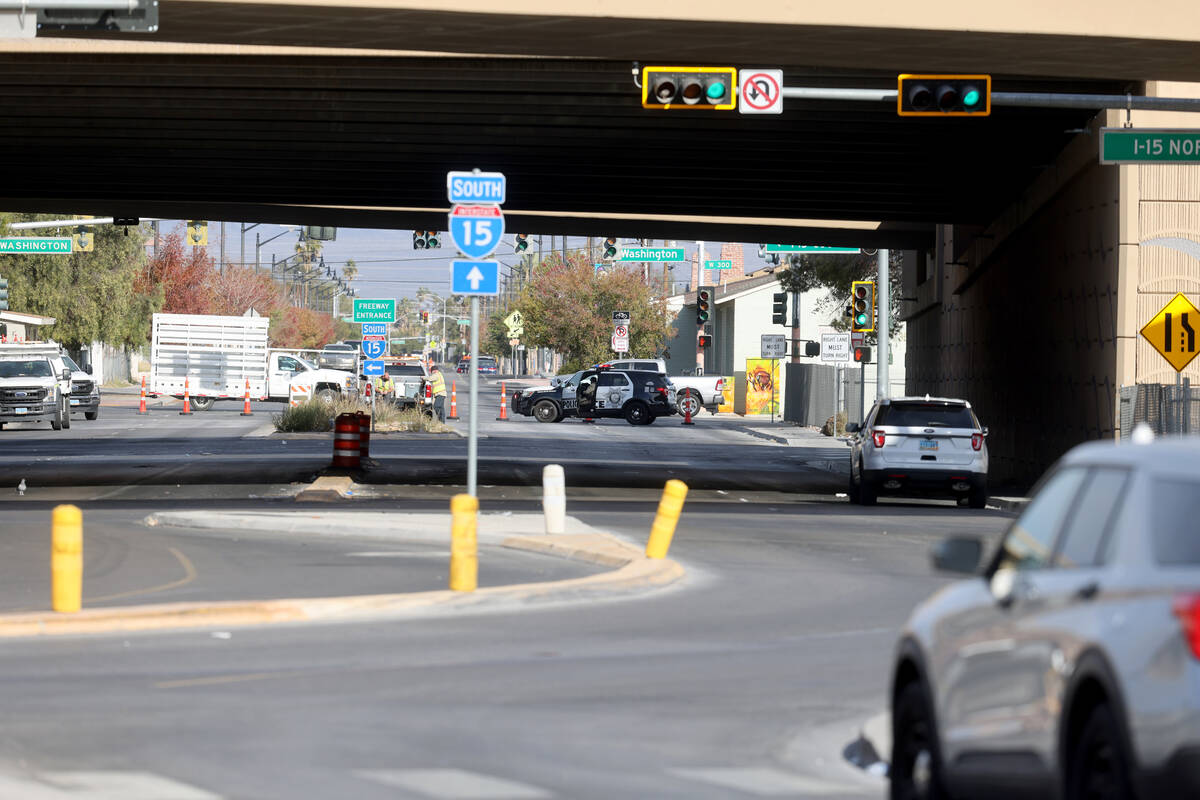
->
[69, 399, 80, 406]
[14, 408, 27, 414]
[919, 439, 938, 451]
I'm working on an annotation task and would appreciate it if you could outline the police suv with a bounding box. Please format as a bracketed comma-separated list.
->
[511, 366, 675, 425]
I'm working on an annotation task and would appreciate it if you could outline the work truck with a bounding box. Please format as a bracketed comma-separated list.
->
[150, 313, 356, 410]
[0, 342, 73, 430]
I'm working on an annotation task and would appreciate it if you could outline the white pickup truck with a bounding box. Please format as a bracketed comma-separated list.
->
[0, 342, 73, 430]
[606, 358, 726, 417]
[150, 313, 356, 411]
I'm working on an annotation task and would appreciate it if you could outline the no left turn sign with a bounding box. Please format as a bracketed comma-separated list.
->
[739, 69, 783, 115]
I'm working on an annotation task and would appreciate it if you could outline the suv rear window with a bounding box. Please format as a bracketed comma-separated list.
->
[875, 402, 978, 429]
[1153, 479, 1200, 564]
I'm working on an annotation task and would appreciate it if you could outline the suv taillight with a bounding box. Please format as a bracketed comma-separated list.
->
[715, 378, 724, 391]
[872, 430, 886, 448]
[971, 433, 984, 451]
[1173, 594, 1200, 659]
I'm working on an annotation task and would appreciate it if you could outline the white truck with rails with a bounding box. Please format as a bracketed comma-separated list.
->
[150, 313, 356, 411]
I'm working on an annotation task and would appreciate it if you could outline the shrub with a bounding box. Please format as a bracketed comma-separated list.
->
[273, 400, 333, 432]
[822, 411, 848, 437]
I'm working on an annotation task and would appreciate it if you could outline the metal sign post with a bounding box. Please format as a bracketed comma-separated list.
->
[468, 296, 480, 495]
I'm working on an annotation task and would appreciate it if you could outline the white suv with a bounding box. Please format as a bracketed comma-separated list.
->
[845, 395, 988, 507]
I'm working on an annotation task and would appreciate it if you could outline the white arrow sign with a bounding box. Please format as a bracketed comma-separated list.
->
[466, 266, 485, 289]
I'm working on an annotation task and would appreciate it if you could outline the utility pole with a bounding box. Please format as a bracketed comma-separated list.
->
[877, 249, 890, 399]
[219, 221, 225, 273]
[790, 292, 801, 364]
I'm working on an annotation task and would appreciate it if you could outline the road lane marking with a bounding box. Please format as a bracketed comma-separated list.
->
[86, 546, 197, 604]
[355, 769, 552, 798]
[669, 767, 860, 795]
[154, 670, 301, 689]
[40, 771, 220, 799]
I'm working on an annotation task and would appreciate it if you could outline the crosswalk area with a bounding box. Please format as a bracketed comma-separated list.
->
[0, 764, 873, 798]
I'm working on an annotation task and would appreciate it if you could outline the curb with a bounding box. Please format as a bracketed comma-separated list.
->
[0, 530, 682, 638]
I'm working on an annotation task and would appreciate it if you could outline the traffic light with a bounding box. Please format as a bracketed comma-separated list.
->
[698, 334, 712, 348]
[186, 220, 208, 246]
[854, 346, 872, 364]
[696, 286, 713, 325]
[602, 237, 618, 260]
[0, 276, 8, 311]
[898, 74, 991, 116]
[514, 233, 529, 253]
[413, 231, 441, 249]
[851, 280, 875, 333]
[304, 226, 337, 241]
[421, 311, 430, 324]
[641, 66, 737, 110]
[73, 226, 94, 252]
[772, 292, 788, 326]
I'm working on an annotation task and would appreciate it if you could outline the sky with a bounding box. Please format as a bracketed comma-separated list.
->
[159, 220, 769, 305]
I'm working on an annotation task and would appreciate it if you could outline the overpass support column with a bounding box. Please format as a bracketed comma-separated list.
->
[877, 249, 889, 399]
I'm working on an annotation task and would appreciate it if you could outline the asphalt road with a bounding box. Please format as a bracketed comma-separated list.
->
[0, 385, 849, 493]
[0, 497, 1012, 799]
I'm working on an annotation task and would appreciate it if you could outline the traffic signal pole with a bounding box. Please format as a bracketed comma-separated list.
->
[877, 249, 890, 399]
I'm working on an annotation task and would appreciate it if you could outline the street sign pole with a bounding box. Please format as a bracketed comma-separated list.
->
[877, 248, 889, 400]
[468, 296, 480, 496]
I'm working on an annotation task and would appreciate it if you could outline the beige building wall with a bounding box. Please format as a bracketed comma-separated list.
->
[1117, 82, 1200, 392]
[906, 86, 1200, 484]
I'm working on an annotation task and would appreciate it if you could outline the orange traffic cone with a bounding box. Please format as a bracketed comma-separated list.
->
[179, 377, 193, 415]
[240, 379, 253, 416]
[448, 381, 459, 420]
[681, 397, 695, 426]
[496, 381, 508, 421]
[136, 375, 148, 415]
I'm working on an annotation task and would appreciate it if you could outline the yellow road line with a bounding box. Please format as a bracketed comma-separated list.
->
[86, 546, 197, 604]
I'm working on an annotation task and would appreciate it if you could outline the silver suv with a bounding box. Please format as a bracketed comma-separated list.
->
[889, 436, 1200, 800]
[846, 396, 988, 508]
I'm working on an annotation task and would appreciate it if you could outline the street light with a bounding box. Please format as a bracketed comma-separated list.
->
[255, 225, 297, 272]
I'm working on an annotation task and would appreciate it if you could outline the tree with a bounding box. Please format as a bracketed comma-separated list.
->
[515, 251, 674, 372]
[0, 213, 159, 347]
[140, 231, 216, 314]
[208, 265, 284, 318]
[776, 250, 904, 341]
[270, 307, 336, 350]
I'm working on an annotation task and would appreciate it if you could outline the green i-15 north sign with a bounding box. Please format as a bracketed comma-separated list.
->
[1101, 128, 1200, 164]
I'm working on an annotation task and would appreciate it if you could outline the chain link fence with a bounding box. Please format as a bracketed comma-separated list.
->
[1119, 381, 1197, 438]
[784, 362, 905, 429]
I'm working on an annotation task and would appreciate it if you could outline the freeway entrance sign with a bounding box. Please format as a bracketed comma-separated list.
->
[618, 247, 684, 262]
[353, 299, 396, 323]
[1101, 128, 1200, 164]
[449, 204, 504, 259]
[0, 237, 72, 254]
[764, 245, 859, 254]
[446, 170, 506, 204]
[450, 260, 500, 296]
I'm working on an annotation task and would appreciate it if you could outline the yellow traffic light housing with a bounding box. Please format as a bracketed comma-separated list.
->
[642, 66, 738, 110]
[851, 281, 875, 333]
[187, 220, 208, 246]
[898, 74, 991, 117]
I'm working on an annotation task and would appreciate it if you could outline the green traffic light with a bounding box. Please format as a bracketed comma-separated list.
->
[962, 87, 981, 107]
[705, 82, 726, 101]
[855, 313, 869, 326]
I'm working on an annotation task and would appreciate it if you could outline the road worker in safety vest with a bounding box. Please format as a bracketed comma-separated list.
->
[373, 371, 396, 405]
[429, 365, 447, 422]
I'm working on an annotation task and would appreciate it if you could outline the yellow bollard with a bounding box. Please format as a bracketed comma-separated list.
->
[51, 504, 83, 613]
[646, 479, 688, 559]
[449, 493, 479, 592]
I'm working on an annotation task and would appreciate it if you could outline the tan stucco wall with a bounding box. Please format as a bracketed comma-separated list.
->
[1117, 83, 1200, 391]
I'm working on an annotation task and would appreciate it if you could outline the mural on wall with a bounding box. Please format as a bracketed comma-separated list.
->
[745, 359, 779, 415]
[719, 376, 734, 413]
